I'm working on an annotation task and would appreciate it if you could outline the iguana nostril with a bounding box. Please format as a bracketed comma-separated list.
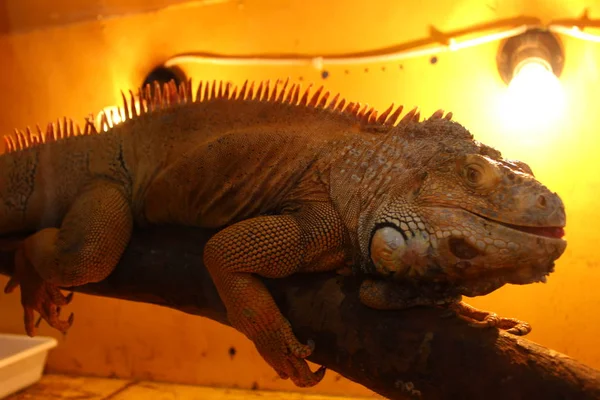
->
[537, 195, 547, 208]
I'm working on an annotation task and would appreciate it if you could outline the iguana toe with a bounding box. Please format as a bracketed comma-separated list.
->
[449, 301, 532, 336]
[250, 320, 325, 387]
[5, 249, 75, 336]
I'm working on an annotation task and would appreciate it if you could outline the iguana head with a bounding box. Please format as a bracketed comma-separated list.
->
[365, 117, 566, 297]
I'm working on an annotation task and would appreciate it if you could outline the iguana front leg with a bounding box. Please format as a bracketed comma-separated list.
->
[4, 180, 133, 336]
[204, 207, 344, 387]
[359, 279, 531, 335]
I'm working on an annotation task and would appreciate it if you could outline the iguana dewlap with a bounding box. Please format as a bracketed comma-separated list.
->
[1, 79, 566, 387]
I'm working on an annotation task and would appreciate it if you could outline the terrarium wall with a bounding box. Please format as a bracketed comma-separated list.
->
[0, 0, 598, 397]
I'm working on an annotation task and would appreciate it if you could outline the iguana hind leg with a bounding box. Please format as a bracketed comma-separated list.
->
[204, 209, 343, 388]
[359, 279, 531, 335]
[4, 180, 133, 336]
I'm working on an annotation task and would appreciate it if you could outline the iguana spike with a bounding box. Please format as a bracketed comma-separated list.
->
[62, 117, 69, 137]
[210, 80, 217, 101]
[291, 84, 301, 105]
[299, 84, 312, 106]
[83, 119, 91, 135]
[217, 80, 224, 98]
[377, 104, 394, 124]
[276, 78, 290, 103]
[367, 109, 378, 124]
[185, 78, 193, 102]
[345, 102, 360, 116]
[317, 91, 330, 108]
[14, 130, 24, 149]
[307, 86, 324, 107]
[429, 109, 445, 120]
[203, 81, 210, 102]
[55, 119, 63, 139]
[152, 81, 162, 108]
[87, 117, 98, 135]
[35, 124, 44, 143]
[10, 135, 18, 152]
[120, 91, 130, 121]
[247, 81, 256, 100]
[69, 120, 75, 137]
[113, 109, 121, 127]
[25, 127, 33, 146]
[175, 81, 182, 103]
[145, 85, 153, 112]
[268, 79, 279, 102]
[283, 83, 294, 103]
[20, 130, 28, 150]
[98, 113, 107, 131]
[195, 81, 203, 102]
[444, 111, 453, 120]
[413, 111, 421, 122]
[343, 102, 354, 114]
[286, 84, 297, 104]
[7, 134, 17, 152]
[164, 80, 175, 105]
[335, 98, 346, 112]
[357, 104, 369, 119]
[238, 80, 249, 100]
[261, 80, 270, 101]
[174, 81, 181, 104]
[254, 81, 263, 100]
[128, 90, 137, 117]
[326, 93, 340, 110]
[45, 123, 53, 142]
[167, 82, 175, 105]
[386, 105, 404, 126]
[161, 83, 170, 106]
[4, 135, 12, 153]
[224, 81, 233, 99]
[399, 107, 418, 124]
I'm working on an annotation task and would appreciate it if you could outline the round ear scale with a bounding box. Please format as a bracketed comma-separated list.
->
[370, 226, 408, 276]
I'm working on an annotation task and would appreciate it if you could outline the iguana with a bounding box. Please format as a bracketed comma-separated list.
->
[1, 79, 566, 387]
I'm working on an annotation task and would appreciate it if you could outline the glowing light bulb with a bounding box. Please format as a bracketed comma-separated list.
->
[499, 58, 565, 138]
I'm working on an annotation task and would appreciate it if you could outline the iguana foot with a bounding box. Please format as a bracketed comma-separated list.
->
[449, 301, 531, 336]
[4, 247, 74, 336]
[247, 318, 326, 387]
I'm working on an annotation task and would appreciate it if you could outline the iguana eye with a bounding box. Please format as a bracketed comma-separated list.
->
[466, 166, 482, 185]
[458, 155, 499, 190]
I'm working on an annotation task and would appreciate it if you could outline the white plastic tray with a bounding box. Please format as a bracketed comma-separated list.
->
[0, 333, 57, 399]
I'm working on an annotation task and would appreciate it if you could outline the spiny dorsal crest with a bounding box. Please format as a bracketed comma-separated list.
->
[3, 78, 454, 153]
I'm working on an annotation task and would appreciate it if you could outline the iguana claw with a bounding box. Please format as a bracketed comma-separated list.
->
[4, 247, 75, 336]
[449, 301, 531, 336]
[248, 319, 326, 387]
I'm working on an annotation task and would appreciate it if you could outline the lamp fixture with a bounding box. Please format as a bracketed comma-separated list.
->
[496, 29, 566, 136]
[497, 28, 564, 86]
[142, 65, 187, 90]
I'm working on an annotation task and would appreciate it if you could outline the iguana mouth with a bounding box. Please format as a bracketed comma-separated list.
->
[476, 213, 565, 240]
[496, 221, 565, 239]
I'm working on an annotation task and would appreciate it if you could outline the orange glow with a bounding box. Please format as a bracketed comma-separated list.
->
[1, 1, 600, 399]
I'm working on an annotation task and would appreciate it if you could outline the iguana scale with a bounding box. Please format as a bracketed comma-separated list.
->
[1, 79, 566, 387]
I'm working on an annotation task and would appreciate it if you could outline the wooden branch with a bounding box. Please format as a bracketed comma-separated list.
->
[0, 227, 599, 400]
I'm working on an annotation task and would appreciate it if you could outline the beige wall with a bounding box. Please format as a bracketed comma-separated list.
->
[0, 0, 598, 397]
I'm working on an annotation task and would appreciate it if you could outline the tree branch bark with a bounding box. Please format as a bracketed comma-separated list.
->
[0, 227, 598, 400]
